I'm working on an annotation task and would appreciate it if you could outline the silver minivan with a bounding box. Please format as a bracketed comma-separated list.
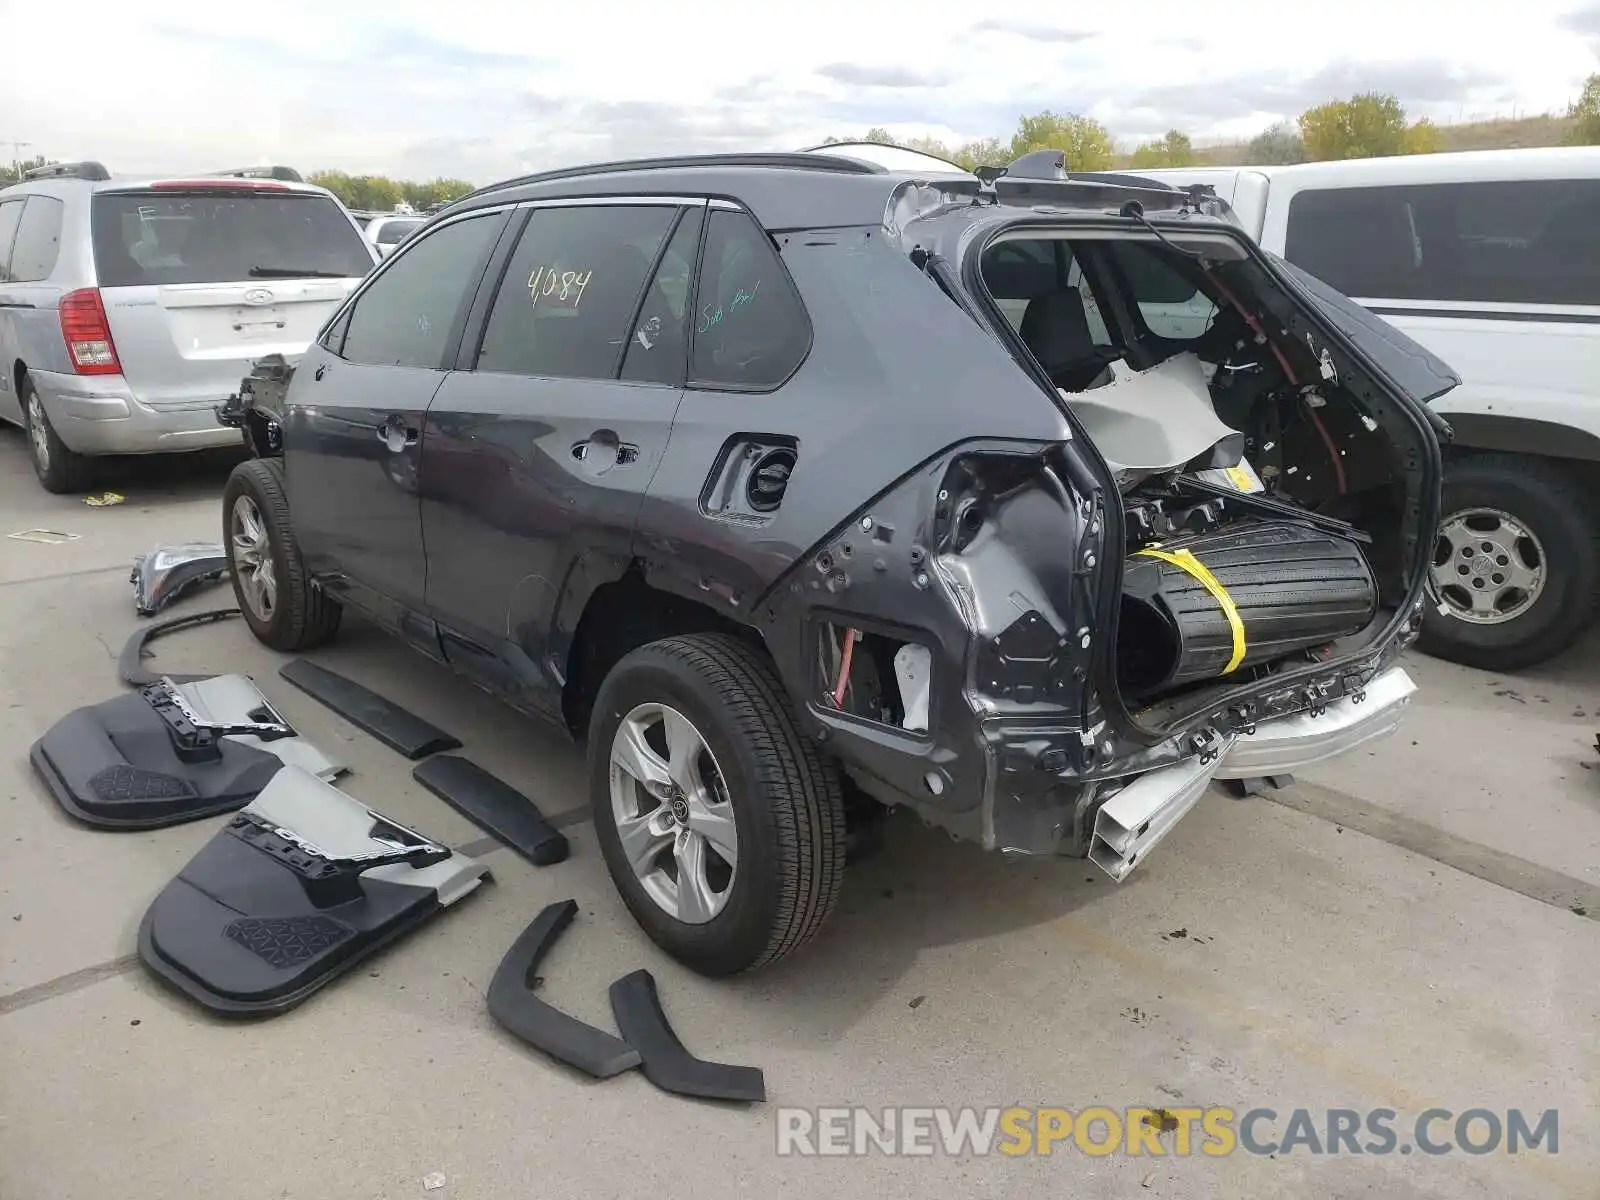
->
[0, 162, 380, 492]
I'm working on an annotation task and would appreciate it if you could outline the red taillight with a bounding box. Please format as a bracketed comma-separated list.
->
[59, 288, 122, 376]
[148, 179, 288, 191]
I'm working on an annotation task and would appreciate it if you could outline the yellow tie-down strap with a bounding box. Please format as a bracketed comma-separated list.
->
[1136, 546, 1247, 674]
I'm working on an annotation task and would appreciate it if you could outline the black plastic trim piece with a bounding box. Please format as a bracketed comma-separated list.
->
[412, 755, 570, 866]
[277, 659, 461, 759]
[608, 968, 766, 1102]
[118, 607, 241, 686]
[487, 900, 643, 1079]
[29, 690, 283, 830]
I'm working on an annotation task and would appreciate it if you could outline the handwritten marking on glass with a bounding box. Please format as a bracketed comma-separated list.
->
[528, 266, 592, 309]
[697, 279, 760, 333]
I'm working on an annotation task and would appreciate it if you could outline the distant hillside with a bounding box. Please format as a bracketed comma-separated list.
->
[1122, 111, 1580, 169]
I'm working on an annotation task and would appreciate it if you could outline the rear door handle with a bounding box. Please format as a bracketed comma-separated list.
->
[377, 416, 419, 452]
[572, 433, 640, 467]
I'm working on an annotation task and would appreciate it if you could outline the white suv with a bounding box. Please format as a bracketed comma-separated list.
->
[0, 162, 379, 492]
[1106, 148, 1600, 671]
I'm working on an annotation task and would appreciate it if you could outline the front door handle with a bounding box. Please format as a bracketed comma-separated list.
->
[376, 416, 419, 453]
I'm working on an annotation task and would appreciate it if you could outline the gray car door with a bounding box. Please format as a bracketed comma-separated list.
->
[419, 198, 696, 710]
[285, 207, 508, 627]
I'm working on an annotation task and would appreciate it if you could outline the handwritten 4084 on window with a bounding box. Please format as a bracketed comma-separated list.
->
[527, 265, 592, 309]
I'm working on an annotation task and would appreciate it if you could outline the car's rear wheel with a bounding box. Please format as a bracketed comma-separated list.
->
[22, 374, 94, 494]
[588, 633, 847, 976]
[1418, 453, 1599, 672]
[222, 458, 342, 652]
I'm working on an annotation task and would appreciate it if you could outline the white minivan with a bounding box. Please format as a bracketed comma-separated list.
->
[1121, 148, 1600, 672]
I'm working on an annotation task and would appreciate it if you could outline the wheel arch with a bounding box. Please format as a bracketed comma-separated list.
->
[559, 561, 762, 737]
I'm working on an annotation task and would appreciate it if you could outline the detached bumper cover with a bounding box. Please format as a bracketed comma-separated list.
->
[138, 765, 488, 1017]
[1089, 666, 1416, 880]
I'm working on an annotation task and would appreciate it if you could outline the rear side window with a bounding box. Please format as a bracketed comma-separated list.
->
[475, 204, 677, 381]
[0, 200, 25, 281]
[1284, 179, 1600, 307]
[620, 207, 704, 386]
[376, 218, 424, 246]
[340, 212, 503, 369]
[90, 190, 375, 287]
[688, 210, 810, 390]
[9, 197, 65, 282]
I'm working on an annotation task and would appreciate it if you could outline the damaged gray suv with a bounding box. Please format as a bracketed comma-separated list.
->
[219, 149, 1453, 976]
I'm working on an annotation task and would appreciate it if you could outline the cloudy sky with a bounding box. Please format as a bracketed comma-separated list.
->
[3, 0, 1597, 183]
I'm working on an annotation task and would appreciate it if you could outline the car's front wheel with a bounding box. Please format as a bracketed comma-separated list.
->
[222, 458, 342, 652]
[588, 633, 847, 976]
[1419, 453, 1599, 672]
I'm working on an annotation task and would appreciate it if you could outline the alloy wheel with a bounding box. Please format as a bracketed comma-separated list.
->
[1430, 506, 1546, 625]
[26, 392, 50, 473]
[608, 702, 740, 925]
[230, 495, 278, 622]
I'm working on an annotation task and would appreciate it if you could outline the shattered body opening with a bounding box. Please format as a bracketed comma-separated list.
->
[975, 223, 1432, 736]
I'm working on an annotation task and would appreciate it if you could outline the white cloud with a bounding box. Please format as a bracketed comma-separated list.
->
[2, 0, 1594, 182]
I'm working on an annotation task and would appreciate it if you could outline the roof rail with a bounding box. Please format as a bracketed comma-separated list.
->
[459, 151, 883, 205]
[211, 165, 304, 183]
[22, 160, 112, 182]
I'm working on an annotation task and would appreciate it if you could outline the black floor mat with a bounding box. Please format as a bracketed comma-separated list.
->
[31, 688, 282, 830]
[278, 660, 461, 760]
[412, 755, 570, 866]
[139, 765, 489, 1017]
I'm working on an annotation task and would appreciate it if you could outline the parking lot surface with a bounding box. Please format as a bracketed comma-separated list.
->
[1, 428, 1596, 1200]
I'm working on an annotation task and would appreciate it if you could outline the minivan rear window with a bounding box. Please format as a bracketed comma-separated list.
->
[91, 191, 374, 287]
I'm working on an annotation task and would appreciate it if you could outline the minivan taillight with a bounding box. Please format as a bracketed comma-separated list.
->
[59, 288, 122, 375]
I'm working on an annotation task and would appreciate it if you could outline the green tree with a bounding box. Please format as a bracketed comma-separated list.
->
[1130, 129, 1194, 168]
[1009, 110, 1114, 170]
[864, 127, 896, 145]
[1401, 118, 1444, 155]
[402, 178, 475, 209]
[0, 155, 50, 185]
[1566, 72, 1600, 145]
[1246, 121, 1307, 164]
[1297, 92, 1409, 160]
[950, 136, 1010, 170]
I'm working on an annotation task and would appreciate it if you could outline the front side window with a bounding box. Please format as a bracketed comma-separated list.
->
[1285, 179, 1600, 307]
[1105, 240, 1220, 342]
[90, 190, 375, 286]
[687, 209, 811, 390]
[9, 197, 65, 282]
[340, 212, 503, 369]
[475, 204, 678, 381]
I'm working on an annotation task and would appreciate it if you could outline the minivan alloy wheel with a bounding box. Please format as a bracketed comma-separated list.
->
[230, 495, 278, 622]
[608, 702, 739, 925]
[26, 392, 50, 473]
[1430, 506, 1546, 625]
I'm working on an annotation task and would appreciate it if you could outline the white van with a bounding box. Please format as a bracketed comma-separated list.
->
[1121, 148, 1600, 672]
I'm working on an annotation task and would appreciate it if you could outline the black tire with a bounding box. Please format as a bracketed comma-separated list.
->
[221, 458, 342, 652]
[588, 633, 847, 977]
[1418, 453, 1599, 672]
[21, 373, 94, 494]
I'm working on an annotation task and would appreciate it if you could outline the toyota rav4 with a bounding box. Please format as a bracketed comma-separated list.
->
[218, 149, 1453, 976]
